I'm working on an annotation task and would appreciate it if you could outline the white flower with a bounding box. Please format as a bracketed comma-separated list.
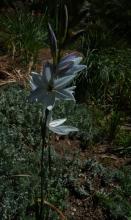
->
[28, 51, 86, 110]
[28, 62, 76, 110]
[47, 117, 78, 135]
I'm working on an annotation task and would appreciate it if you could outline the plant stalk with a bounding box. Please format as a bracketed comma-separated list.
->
[48, 144, 51, 179]
[40, 108, 49, 219]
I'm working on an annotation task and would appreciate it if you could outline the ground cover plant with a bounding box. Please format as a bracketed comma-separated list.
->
[0, 1, 131, 220]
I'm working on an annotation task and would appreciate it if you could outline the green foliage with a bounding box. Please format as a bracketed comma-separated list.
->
[96, 166, 131, 220]
[33, 148, 69, 220]
[76, 48, 131, 142]
[60, 156, 131, 220]
[76, 49, 131, 108]
[0, 85, 40, 219]
[0, 0, 16, 7]
[88, 0, 131, 45]
[97, 192, 131, 220]
[112, 130, 131, 156]
[79, 0, 131, 47]
[83, 160, 131, 220]
[108, 110, 121, 141]
[0, 9, 47, 64]
[80, 20, 112, 52]
[0, 85, 68, 219]
[54, 100, 106, 144]
[115, 129, 131, 147]
[0, 85, 130, 219]
[44, 0, 131, 50]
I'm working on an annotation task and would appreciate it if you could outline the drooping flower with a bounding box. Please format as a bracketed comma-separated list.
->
[57, 52, 86, 77]
[47, 116, 78, 135]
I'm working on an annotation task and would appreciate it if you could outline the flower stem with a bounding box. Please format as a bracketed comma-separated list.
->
[40, 108, 49, 220]
[48, 144, 51, 179]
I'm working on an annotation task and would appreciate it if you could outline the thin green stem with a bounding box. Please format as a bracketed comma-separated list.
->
[48, 144, 51, 179]
[40, 108, 49, 220]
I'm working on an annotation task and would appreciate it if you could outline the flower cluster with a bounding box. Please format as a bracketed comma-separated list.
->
[28, 24, 86, 135]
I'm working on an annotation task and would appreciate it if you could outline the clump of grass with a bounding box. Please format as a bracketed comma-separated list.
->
[0, 8, 47, 64]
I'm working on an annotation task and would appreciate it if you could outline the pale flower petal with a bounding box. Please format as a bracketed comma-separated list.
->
[56, 88, 75, 101]
[30, 79, 37, 91]
[49, 125, 78, 135]
[49, 118, 66, 127]
[48, 23, 58, 58]
[47, 105, 53, 111]
[54, 75, 75, 90]
[42, 63, 53, 84]
[45, 66, 52, 82]
[47, 115, 78, 136]
[57, 61, 74, 76]
[64, 65, 87, 76]
[60, 53, 82, 65]
[31, 72, 42, 87]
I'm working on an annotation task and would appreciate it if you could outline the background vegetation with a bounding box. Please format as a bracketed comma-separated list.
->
[0, 0, 131, 219]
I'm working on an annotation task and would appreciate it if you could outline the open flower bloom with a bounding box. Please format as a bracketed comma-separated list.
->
[28, 55, 86, 110]
[47, 117, 78, 135]
[28, 62, 76, 110]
